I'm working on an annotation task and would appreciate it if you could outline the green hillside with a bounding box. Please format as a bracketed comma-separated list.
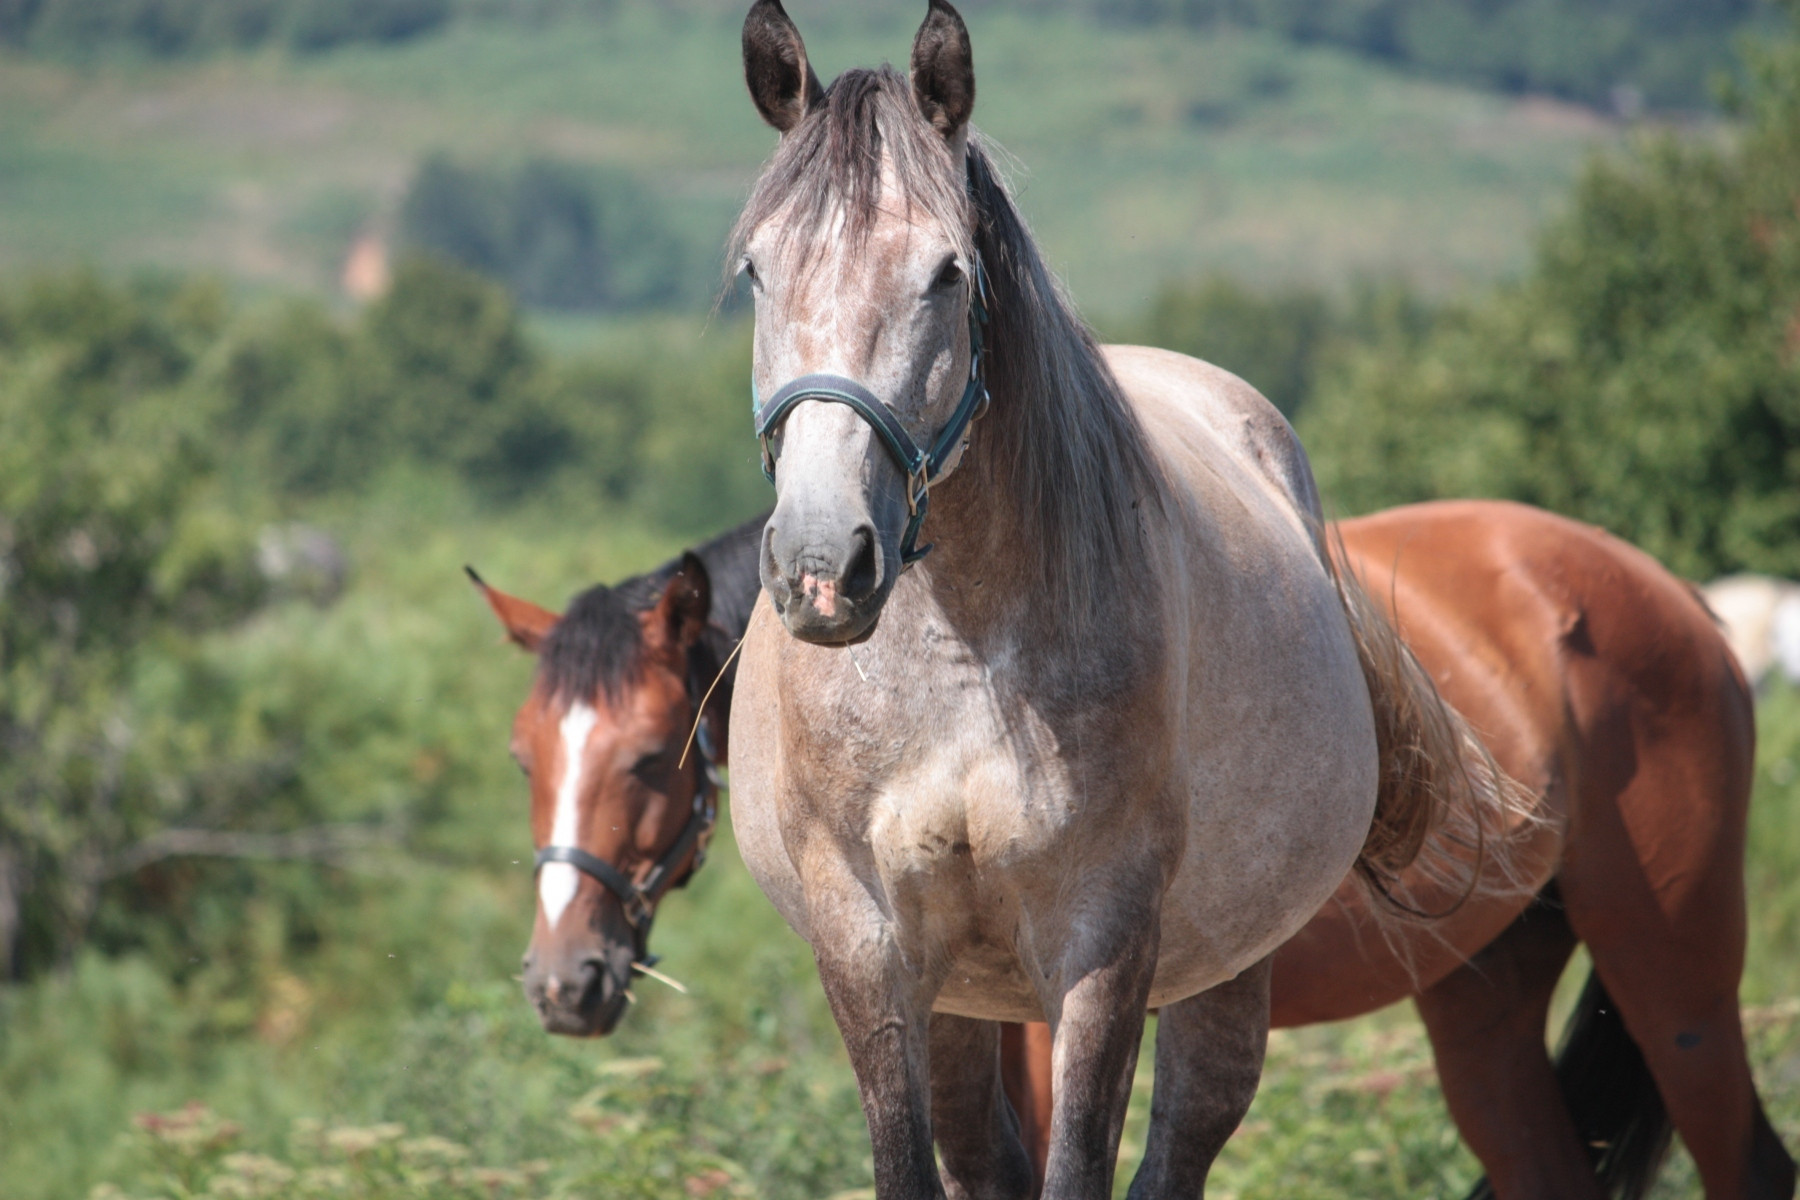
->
[0, 2, 1630, 318]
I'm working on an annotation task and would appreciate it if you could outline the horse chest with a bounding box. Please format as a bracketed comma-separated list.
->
[795, 619, 1080, 862]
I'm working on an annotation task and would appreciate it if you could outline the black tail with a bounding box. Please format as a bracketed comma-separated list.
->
[1466, 970, 1672, 1200]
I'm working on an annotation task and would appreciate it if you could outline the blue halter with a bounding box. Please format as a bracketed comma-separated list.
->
[751, 253, 991, 566]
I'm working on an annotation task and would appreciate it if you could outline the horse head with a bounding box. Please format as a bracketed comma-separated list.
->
[737, 0, 985, 643]
[469, 556, 719, 1036]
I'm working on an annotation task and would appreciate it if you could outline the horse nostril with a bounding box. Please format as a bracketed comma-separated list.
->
[578, 958, 609, 1005]
[842, 525, 880, 601]
[760, 523, 794, 606]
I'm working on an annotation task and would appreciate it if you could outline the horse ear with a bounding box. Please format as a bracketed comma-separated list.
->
[743, 0, 821, 134]
[465, 566, 559, 653]
[652, 553, 712, 652]
[911, 0, 975, 139]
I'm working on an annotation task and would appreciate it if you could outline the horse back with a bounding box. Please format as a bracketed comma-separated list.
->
[1102, 345, 1325, 541]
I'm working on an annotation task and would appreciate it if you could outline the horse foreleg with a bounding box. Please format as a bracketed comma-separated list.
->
[808, 875, 945, 1199]
[931, 1014, 1037, 1200]
[1038, 917, 1159, 1200]
[1125, 956, 1271, 1199]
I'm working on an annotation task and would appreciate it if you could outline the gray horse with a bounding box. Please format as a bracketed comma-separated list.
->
[726, 4, 1514, 1196]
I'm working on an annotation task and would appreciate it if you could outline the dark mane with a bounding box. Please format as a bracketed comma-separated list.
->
[539, 510, 768, 708]
[731, 67, 1164, 625]
[538, 584, 645, 705]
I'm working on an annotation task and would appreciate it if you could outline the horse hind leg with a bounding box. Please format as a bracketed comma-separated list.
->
[1562, 846, 1796, 1198]
[1125, 956, 1271, 1200]
[1413, 894, 1603, 1199]
[998, 1021, 1055, 1198]
[931, 1014, 1037, 1200]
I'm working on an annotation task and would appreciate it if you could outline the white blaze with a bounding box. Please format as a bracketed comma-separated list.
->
[539, 703, 597, 930]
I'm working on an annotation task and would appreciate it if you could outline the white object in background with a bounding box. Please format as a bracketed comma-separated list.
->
[1701, 574, 1800, 687]
[1772, 592, 1800, 685]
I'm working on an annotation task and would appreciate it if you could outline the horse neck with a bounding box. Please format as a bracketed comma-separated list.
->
[912, 447, 1042, 627]
[911, 297, 1161, 644]
[691, 509, 770, 644]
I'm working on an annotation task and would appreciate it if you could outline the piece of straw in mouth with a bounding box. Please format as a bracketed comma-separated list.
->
[632, 962, 691, 994]
[678, 636, 745, 771]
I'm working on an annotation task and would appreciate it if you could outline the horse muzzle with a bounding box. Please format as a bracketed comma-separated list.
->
[521, 943, 634, 1037]
[760, 508, 895, 643]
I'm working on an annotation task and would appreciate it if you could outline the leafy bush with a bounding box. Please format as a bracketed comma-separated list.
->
[0, 271, 270, 980]
[210, 255, 761, 522]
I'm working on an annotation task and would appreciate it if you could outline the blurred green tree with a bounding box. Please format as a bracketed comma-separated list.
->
[1129, 274, 1335, 417]
[0, 272, 269, 979]
[214, 256, 593, 499]
[1300, 9, 1800, 577]
[397, 156, 696, 313]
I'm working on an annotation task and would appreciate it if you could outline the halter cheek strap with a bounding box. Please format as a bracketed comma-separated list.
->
[752, 253, 991, 566]
[532, 747, 720, 967]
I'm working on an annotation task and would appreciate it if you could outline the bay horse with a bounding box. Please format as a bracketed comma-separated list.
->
[724, 3, 1516, 1196]
[473, 497, 1793, 1199]
[466, 513, 763, 1035]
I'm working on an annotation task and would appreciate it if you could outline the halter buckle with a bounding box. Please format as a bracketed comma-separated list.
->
[905, 463, 930, 518]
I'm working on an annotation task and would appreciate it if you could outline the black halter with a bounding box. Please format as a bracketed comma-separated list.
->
[752, 252, 991, 566]
[532, 720, 723, 967]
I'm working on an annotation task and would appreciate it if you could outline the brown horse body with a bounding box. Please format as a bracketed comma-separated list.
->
[1002, 499, 1793, 1199]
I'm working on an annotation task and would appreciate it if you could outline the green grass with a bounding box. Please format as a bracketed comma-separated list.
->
[0, 2, 1633, 317]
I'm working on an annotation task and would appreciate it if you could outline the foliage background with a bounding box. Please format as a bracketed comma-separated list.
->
[4, 1, 1800, 1198]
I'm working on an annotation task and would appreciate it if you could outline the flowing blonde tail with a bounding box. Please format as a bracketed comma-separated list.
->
[1321, 527, 1536, 917]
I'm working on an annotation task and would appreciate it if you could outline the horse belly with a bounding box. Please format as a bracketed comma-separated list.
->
[1139, 435, 1382, 1004]
[1148, 728, 1379, 1005]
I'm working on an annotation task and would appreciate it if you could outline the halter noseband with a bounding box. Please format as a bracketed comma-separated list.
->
[752, 252, 991, 566]
[532, 720, 723, 967]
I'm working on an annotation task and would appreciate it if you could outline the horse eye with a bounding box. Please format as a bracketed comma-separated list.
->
[632, 751, 670, 782]
[739, 257, 761, 289]
[933, 258, 964, 291]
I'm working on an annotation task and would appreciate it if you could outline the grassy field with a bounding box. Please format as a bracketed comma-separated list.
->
[1, 478, 1796, 1200]
[0, 2, 1632, 319]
